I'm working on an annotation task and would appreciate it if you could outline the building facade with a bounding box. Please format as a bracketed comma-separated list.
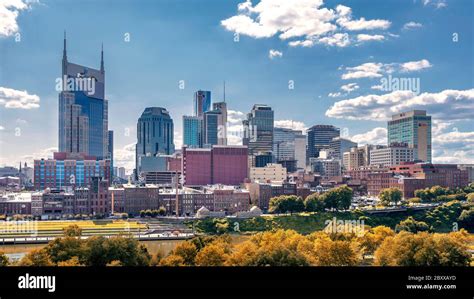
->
[307, 125, 340, 159]
[58, 34, 108, 159]
[242, 104, 274, 157]
[369, 143, 414, 167]
[249, 163, 287, 183]
[388, 110, 432, 162]
[194, 90, 211, 117]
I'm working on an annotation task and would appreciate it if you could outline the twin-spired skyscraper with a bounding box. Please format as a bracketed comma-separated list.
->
[58, 33, 110, 160]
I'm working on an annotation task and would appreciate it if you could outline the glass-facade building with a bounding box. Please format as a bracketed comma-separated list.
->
[58, 34, 108, 160]
[34, 153, 111, 190]
[307, 125, 340, 159]
[204, 110, 220, 147]
[183, 115, 203, 148]
[388, 110, 432, 162]
[194, 90, 211, 117]
[243, 104, 274, 156]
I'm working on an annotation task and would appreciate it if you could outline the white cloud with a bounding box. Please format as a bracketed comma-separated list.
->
[328, 92, 342, 98]
[370, 84, 384, 90]
[400, 59, 432, 72]
[274, 120, 307, 132]
[342, 63, 384, 80]
[318, 33, 350, 47]
[268, 49, 283, 59]
[432, 127, 474, 164]
[356, 34, 385, 42]
[0, 87, 40, 109]
[335, 5, 391, 31]
[423, 0, 447, 9]
[174, 131, 182, 149]
[114, 143, 136, 172]
[221, 1, 391, 48]
[325, 89, 474, 121]
[341, 59, 432, 79]
[403, 21, 423, 30]
[0, 0, 35, 37]
[350, 127, 387, 145]
[340, 83, 359, 93]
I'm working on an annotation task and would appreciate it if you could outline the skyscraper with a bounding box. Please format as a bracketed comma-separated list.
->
[307, 125, 340, 159]
[329, 137, 357, 160]
[388, 110, 432, 162]
[58, 33, 108, 159]
[135, 107, 175, 177]
[183, 115, 203, 148]
[213, 101, 227, 145]
[203, 110, 220, 147]
[194, 90, 211, 117]
[243, 104, 274, 156]
[108, 130, 114, 176]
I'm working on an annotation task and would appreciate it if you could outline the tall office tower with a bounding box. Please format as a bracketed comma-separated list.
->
[388, 110, 432, 162]
[135, 107, 175, 177]
[242, 104, 274, 156]
[108, 130, 114, 176]
[194, 90, 211, 117]
[203, 110, 221, 147]
[213, 101, 227, 145]
[183, 115, 203, 148]
[306, 125, 340, 159]
[329, 137, 357, 160]
[273, 127, 307, 170]
[58, 33, 108, 159]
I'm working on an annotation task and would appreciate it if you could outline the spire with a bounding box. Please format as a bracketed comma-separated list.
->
[223, 80, 226, 102]
[62, 31, 67, 76]
[100, 43, 104, 73]
[63, 31, 67, 60]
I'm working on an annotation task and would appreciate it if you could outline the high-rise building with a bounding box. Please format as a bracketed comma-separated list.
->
[135, 107, 175, 178]
[194, 90, 211, 117]
[183, 115, 203, 148]
[388, 110, 432, 162]
[294, 134, 307, 170]
[108, 130, 114, 176]
[118, 167, 126, 180]
[243, 104, 274, 156]
[58, 33, 108, 159]
[329, 137, 357, 160]
[343, 147, 366, 170]
[213, 102, 227, 145]
[369, 143, 415, 167]
[203, 110, 221, 147]
[307, 125, 340, 159]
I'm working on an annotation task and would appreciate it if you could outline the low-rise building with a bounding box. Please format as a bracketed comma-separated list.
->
[249, 163, 287, 183]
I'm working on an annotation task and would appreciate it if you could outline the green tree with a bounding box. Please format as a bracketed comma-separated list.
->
[320, 186, 353, 211]
[269, 195, 305, 214]
[379, 188, 402, 206]
[395, 216, 430, 233]
[158, 206, 166, 216]
[458, 208, 474, 230]
[304, 193, 325, 212]
[414, 189, 432, 202]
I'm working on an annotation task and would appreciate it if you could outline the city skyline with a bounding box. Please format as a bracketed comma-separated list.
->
[1, 0, 473, 173]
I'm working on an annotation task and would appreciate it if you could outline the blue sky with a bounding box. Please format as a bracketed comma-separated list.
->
[0, 0, 473, 171]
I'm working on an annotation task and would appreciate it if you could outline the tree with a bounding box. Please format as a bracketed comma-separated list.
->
[304, 193, 325, 212]
[0, 252, 9, 266]
[319, 186, 353, 211]
[395, 216, 430, 233]
[63, 224, 82, 237]
[374, 231, 470, 266]
[57, 256, 82, 266]
[170, 242, 197, 265]
[195, 244, 228, 266]
[159, 254, 185, 266]
[357, 226, 395, 256]
[18, 249, 54, 266]
[44, 236, 83, 264]
[269, 195, 305, 214]
[414, 189, 432, 202]
[458, 208, 474, 230]
[139, 210, 146, 218]
[313, 238, 361, 266]
[379, 188, 402, 206]
[158, 206, 166, 216]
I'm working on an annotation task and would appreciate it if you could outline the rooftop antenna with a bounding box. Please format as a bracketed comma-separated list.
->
[100, 43, 104, 72]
